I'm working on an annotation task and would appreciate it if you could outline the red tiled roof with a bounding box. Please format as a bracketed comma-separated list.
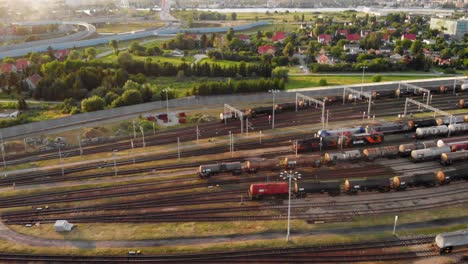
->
[272, 32, 287, 42]
[15, 59, 30, 71]
[318, 34, 332, 43]
[28, 74, 42, 86]
[402, 33, 417, 41]
[317, 54, 331, 64]
[336, 29, 349, 36]
[258, 45, 276, 54]
[346, 33, 361, 42]
[382, 34, 391, 41]
[0, 63, 15, 73]
[238, 34, 250, 41]
[55, 49, 70, 59]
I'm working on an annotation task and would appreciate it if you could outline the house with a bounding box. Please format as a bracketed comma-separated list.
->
[298, 47, 308, 54]
[25, 74, 42, 90]
[317, 34, 332, 44]
[15, 59, 30, 72]
[316, 54, 334, 65]
[390, 54, 403, 61]
[401, 33, 417, 41]
[343, 44, 361, 54]
[0, 63, 16, 73]
[272, 32, 287, 43]
[360, 30, 372, 37]
[55, 49, 70, 60]
[382, 34, 391, 43]
[258, 45, 276, 55]
[423, 39, 436, 45]
[300, 23, 312, 29]
[346, 33, 361, 42]
[185, 34, 199, 40]
[336, 29, 349, 37]
[170, 49, 185, 57]
[238, 34, 251, 43]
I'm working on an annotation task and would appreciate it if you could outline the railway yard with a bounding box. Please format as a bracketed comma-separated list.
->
[1, 79, 468, 262]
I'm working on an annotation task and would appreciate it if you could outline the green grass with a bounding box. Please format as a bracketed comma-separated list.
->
[287, 75, 442, 90]
[95, 22, 164, 34]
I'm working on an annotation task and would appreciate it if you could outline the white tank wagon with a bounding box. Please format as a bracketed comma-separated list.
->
[435, 115, 468, 126]
[410, 146, 451, 162]
[415, 126, 449, 139]
[398, 141, 437, 156]
[435, 229, 468, 254]
[324, 150, 362, 164]
[448, 123, 468, 134]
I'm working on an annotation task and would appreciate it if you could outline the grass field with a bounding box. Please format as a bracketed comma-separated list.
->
[95, 22, 165, 34]
[287, 74, 442, 90]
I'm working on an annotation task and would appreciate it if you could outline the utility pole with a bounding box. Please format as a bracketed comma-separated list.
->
[23, 138, 28, 153]
[393, 215, 398, 235]
[153, 122, 156, 135]
[326, 110, 329, 129]
[0, 133, 6, 174]
[269, 89, 279, 129]
[196, 125, 200, 144]
[280, 171, 301, 242]
[113, 150, 118, 177]
[360, 65, 368, 93]
[362, 112, 366, 122]
[163, 88, 170, 120]
[58, 147, 64, 177]
[229, 131, 232, 153]
[140, 126, 146, 148]
[231, 133, 234, 157]
[177, 137, 181, 160]
[132, 120, 136, 139]
[77, 135, 83, 156]
[259, 130, 262, 144]
[295, 140, 298, 157]
[130, 139, 135, 164]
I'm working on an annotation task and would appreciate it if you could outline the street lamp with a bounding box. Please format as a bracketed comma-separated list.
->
[360, 66, 368, 93]
[280, 170, 301, 242]
[162, 88, 170, 121]
[269, 89, 280, 129]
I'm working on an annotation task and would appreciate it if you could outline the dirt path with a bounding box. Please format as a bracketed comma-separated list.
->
[1, 216, 467, 249]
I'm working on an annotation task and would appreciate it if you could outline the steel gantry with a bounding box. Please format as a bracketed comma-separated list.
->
[398, 82, 431, 105]
[295, 93, 326, 129]
[404, 98, 453, 121]
[224, 104, 245, 135]
[342, 87, 373, 116]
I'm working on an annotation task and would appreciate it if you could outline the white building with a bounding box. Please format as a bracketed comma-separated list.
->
[430, 17, 468, 40]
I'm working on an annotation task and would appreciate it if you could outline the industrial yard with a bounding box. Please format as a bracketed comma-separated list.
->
[0, 78, 466, 262]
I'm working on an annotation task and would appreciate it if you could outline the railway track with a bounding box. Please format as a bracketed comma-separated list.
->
[3, 92, 467, 167]
[0, 235, 441, 263]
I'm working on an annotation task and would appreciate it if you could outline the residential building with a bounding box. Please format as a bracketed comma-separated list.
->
[55, 49, 70, 60]
[401, 33, 417, 41]
[346, 33, 361, 42]
[15, 59, 30, 72]
[258, 45, 276, 55]
[316, 54, 334, 64]
[0, 63, 16, 73]
[317, 34, 332, 44]
[343, 44, 361, 54]
[237, 34, 250, 43]
[25, 74, 42, 90]
[272, 32, 287, 43]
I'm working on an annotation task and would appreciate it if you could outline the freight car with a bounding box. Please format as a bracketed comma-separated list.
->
[344, 178, 390, 194]
[435, 229, 468, 254]
[436, 116, 468, 126]
[198, 162, 243, 178]
[410, 146, 451, 162]
[448, 123, 468, 135]
[398, 141, 438, 156]
[249, 182, 289, 200]
[245, 158, 279, 172]
[279, 155, 322, 169]
[324, 150, 362, 164]
[295, 136, 339, 153]
[295, 181, 341, 197]
[440, 150, 468, 166]
[458, 99, 468, 109]
[371, 89, 399, 99]
[415, 126, 449, 139]
[408, 119, 438, 130]
[363, 146, 399, 161]
[392, 173, 445, 191]
[450, 142, 468, 152]
[366, 122, 408, 134]
[339, 132, 384, 147]
[436, 165, 468, 182]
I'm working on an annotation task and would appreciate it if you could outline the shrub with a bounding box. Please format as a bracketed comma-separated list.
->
[372, 75, 382, 82]
[318, 79, 328, 86]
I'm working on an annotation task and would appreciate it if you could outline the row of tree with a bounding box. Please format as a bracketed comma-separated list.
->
[193, 78, 285, 96]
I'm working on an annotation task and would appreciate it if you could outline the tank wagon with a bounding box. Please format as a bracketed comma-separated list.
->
[440, 151, 468, 166]
[324, 150, 362, 164]
[245, 158, 279, 172]
[448, 123, 468, 134]
[458, 99, 468, 109]
[435, 229, 468, 254]
[450, 142, 468, 152]
[410, 146, 451, 162]
[392, 173, 445, 190]
[279, 155, 322, 169]
[294, 181, 341, 197]
[415, 126, 449, 139]
[344, 178, 390, 194]
[249, 182, 289, 200]
[398, 141, 438, 156]
[363, 146, 399, 160]
[436, 165, 468, 182]
[198, 162, 243, 178]
[436, 116, 468, 126]
[408, 119, 438, 130]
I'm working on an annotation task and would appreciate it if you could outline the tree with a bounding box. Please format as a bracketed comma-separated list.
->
[272, 67, 289, 82]
[231, 12, 237, 20]
[120, 89, 143, 106]
[109, 40, 119, 55]
[226, 28, 235, 42]
[81, 95, 105, 112]
[68, 50, 81, 60]
[410, 40, 423, 55]
[117, 52, 134, 68]
[41, 61, 64, 80]
[17, 97, 28, 110]
[200, 34, 208, 49]
[283, 42, 295, 57]
[85, 48, 97, 60]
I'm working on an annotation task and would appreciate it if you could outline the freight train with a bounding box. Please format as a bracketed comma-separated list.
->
[248, 165, 468, 200]
[435, 229, 468, 254]
[198, 139, 468, 178]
